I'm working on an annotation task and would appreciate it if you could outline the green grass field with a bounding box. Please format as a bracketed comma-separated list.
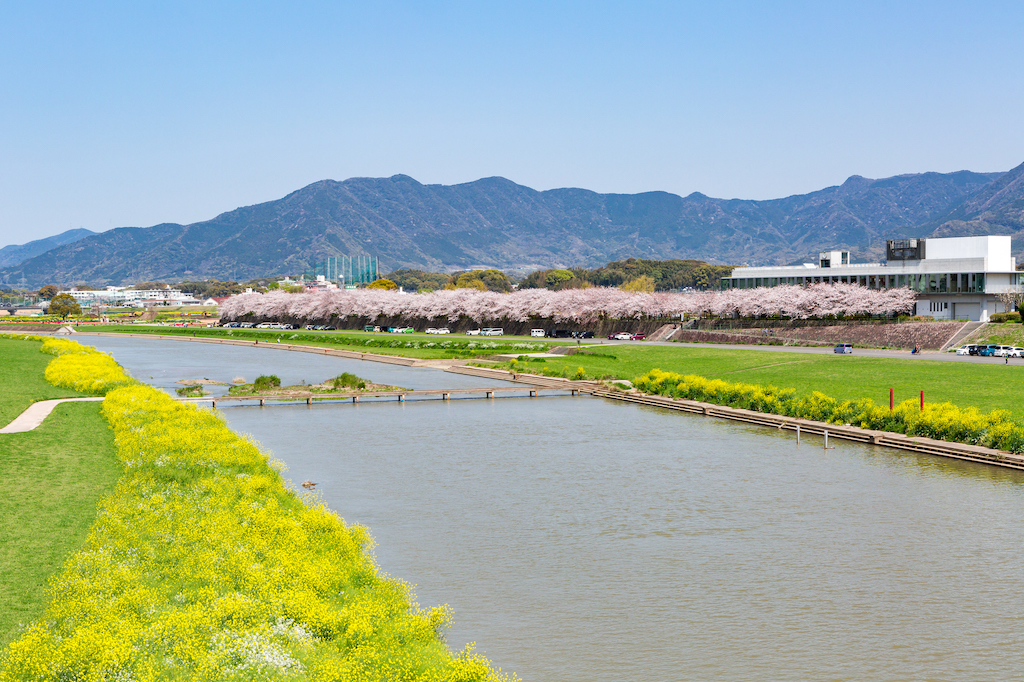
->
[0, 338, 90, 424]
[0, 340, 120, 647]
[503, 345, 1024, 416]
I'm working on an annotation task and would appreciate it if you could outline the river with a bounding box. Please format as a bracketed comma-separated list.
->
[79, 335, 1024, 681]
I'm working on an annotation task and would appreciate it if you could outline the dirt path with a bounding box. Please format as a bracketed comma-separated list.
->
[0, 397, 105, 434]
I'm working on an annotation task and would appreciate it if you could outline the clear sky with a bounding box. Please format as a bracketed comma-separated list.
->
[3, 1, 1023, 247]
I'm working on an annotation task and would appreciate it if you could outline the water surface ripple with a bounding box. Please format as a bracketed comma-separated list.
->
[79, 336, 1024, 681]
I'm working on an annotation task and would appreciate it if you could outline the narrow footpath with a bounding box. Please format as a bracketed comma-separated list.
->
[0, 397, 105, 434]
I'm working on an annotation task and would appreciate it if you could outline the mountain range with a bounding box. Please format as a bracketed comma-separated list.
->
[3, 162, 1024, 288]
[0, 228, 95, 270]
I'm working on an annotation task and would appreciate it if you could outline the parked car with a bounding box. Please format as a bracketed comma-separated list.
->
[323, 326, 336, 331]
[255, 322, 275, 329]
[239, 322, 255, 328]
[547, 329, 573, 338]
[531, 329, 545, 337]
[834, 343, 853, 354]
[466, 328, 481, 335]
[955, 344, 975, 355]
[1011, 347, 1024, 358]
[364, 325, 377, 332]
[574, 331, 595, 339]
[610, 332, 633, 340]
[631, 332, 647, 340]
[968, 344, 983, 355]
[994, 344, 1015, 357]
[979, 345, 999, 356]
[481, 327, 504, 336]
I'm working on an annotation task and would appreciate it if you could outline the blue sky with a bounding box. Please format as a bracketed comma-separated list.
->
[2, 1, 1023, 246]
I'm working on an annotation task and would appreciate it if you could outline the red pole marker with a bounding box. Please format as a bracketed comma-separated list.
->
[920, 390, 924, 412]
[890, 388, 894, 411]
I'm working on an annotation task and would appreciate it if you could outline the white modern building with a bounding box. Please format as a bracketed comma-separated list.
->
[58, 287, 203, 307]
[721, 235, 1021, 321]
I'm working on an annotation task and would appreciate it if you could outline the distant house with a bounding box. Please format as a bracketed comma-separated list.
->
[204, 296, 231, 306]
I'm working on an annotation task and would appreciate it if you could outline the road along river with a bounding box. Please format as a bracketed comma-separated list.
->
[79, 335, 1024, 682]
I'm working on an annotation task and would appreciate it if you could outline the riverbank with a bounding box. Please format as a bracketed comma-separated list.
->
[485, 344, 1024, 416]
[450, 365, 1024, 471]
[0, 337, 121, 648]
[76, 324, 563, 360]
[1, 337, 512, 680]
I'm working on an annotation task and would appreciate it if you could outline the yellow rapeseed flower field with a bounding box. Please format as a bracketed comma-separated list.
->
[634, 368, 1024, 452]
[1, 337, 514, 681]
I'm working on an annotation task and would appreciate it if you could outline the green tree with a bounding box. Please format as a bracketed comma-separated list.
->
[448, 274, 488, 291]
[37, 284, 59, 299]
[49, 293, 82, 320]
[477, 269, 512, 293]
[691, 265, 712, 290]
[545, 269, 574, 288]
[385, 269, 453, 292]
[517, 270, 549, 289]
[619, 275, 656, 293]
[366, 278, 398, 290]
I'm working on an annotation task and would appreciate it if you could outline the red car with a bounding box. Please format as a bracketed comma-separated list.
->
[631, 333, 646, 340]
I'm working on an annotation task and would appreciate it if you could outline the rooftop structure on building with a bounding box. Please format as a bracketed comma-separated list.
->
[721, 235, 1020, 321]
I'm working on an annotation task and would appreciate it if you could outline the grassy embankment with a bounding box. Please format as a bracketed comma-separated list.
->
[86, 324, 570, 359]
[496, 345, 1024, 416]
[1, 337, 512, 680]
[970, 322, 1024, 347]
[85, 324, 1024, 416]
[0, 338, 121, 648]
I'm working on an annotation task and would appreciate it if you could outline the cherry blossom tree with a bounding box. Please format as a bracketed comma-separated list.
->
[219, 283, 917, 325]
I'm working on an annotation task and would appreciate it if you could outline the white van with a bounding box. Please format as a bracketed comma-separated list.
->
[530, 329, 545, 337]
[480, 327, 504, 336]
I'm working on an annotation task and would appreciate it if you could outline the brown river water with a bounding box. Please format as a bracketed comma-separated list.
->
[80, 336, 1024, 681]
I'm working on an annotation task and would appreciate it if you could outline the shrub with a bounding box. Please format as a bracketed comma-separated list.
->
[989, 312, 1021, 323]
[330, 373, 367, 390]
[253, 374, 281, 391]
[633, 369, 1024, 453]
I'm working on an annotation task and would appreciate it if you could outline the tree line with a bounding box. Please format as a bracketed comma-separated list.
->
[384, 259, 733, 293]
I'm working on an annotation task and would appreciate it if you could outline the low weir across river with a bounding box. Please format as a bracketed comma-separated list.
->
[77, 334, 1024, 682]
[177, 384, 583, 407]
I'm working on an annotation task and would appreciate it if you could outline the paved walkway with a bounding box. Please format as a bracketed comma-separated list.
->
[0, 397, 105, 434]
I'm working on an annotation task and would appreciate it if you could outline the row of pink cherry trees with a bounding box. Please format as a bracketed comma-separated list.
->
[220, 283, 917, 324]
